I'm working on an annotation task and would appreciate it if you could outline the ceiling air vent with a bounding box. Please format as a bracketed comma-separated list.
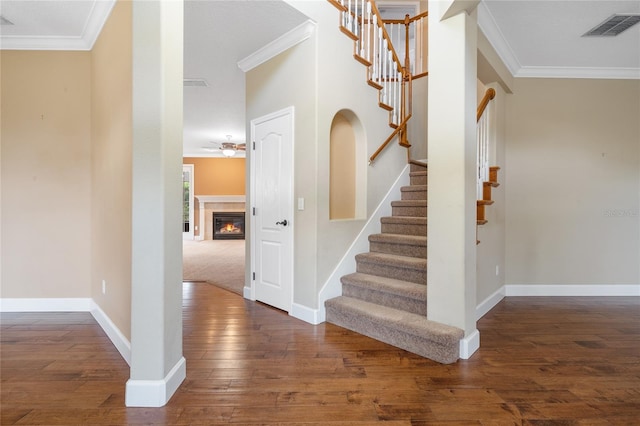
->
[183, 79, 208, 87]
[583, 14, 640, 37]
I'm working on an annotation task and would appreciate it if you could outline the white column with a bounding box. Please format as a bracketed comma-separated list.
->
[126, 0, 185, 407]
[427, 0, 480, 357]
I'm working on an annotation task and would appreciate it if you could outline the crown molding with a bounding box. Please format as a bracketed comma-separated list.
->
[238, 19, 316, 72]
[477, 1, 521, 77]
[516, 66, 640, 80]
[0, 0, 115, 51]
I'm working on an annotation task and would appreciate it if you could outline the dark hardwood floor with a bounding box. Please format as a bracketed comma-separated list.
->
[2, 283, 639, 424]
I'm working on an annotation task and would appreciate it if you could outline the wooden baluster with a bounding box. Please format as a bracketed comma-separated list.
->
[395, 68, 400, 124]
[383, 38, 388, 104]
[366, 1, 371, 62]
[354, 0, 360, 52]
[378, 26, 383, 86]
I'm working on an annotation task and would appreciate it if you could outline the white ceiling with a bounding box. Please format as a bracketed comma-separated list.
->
[480, 0, 640, 79]
[1, 0, 639, 157]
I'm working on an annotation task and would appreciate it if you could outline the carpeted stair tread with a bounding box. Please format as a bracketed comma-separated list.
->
[380, 216, 427, 225]
[380, 216, 427, 236]
[391, 200, 427, 217]
[369, 233, 426, 246]
[401, 185, 427, 201]
[355, 252, 426, 284]
[369, 233, 427, 258]
[341, 272, 427, 314]
[325, 296, 463, 364]
[391, 200, 427, 207]
[356, 252, 426, 269]
[409, 171, 427, 185]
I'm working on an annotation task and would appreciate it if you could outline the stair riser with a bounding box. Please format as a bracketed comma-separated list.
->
[393, 206, 427, 217]
[370, 241, 427, 259]
[342, 283, 426, 315]
[410, 174, 427, 186]
[325, 305, 459, 364]
[357, 261, 426, 284]
[381, 222, 427, 236]
[401, 190, 427, 201]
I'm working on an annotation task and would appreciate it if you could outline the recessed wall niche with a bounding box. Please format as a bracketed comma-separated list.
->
[330, 110, 366, 220]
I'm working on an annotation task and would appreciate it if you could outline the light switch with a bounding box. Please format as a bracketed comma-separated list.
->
[298, 198, 305, 211]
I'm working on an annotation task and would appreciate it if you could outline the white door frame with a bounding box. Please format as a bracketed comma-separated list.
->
[248, 106, 295, 309]
[182, 164, 194, 240]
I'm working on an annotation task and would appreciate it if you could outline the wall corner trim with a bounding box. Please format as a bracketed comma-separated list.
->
[459, 329, 480, 359]
[290, 302, 322, 325]
[125, 357, 186, 407]
[238, 19, 316, 72]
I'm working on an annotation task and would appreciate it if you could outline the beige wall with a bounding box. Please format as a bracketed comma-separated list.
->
[183, 157, 245, 195]
[1, 51, 92, 298]
[505, 78, 640, 286]
[91, 0, 133, 339]
[329, 113, 356, 219]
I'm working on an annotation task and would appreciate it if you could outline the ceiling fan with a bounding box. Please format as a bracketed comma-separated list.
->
[204, 135, 246, 157]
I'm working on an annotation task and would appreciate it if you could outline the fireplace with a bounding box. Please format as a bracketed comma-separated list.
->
[212, 212, 245, 240]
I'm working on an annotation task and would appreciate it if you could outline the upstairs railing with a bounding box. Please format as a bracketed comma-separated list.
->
[380, 11, 428, 80]
[476, 88, 496, 200]
[328, 0, 428, 164]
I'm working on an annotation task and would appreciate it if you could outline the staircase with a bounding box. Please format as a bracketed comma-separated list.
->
[325, 161, 464, 364]
[323, 0, 500, 363]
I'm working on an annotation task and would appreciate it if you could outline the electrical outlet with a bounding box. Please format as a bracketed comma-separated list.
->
[102, 279, 106, 295]
[495, 265, 500, 276]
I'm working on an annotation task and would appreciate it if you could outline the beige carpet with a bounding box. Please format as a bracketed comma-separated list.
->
[183, 240, 245, 295]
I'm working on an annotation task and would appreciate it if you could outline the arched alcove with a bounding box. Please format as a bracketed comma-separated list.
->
[330, 110, 366, 220]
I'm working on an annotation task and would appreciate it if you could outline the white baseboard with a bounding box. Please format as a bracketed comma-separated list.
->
[0, 297, 92, 312]
[290, 302, 321, 325]
[476, 287, 506, 320]
[243, 285, 253, 300]
[505, 284, 640, 297]
[125, 357, 186, 407]
[459, 329, 480, 359]
[90, 301, 131, 366]
[0, 297, 131, 366]
[474, 284, 640, 321]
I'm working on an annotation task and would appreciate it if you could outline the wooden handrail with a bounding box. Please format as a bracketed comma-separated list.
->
[328, 0, 427, 165]
[382, 10, 428, 25]
[368, 0, 404, 71]
[369, 113, 412, 164]
[327, 0, 346, 12]
[477, 88, 496, 122]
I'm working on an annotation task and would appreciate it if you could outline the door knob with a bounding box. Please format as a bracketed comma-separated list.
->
[276, 219, 288, 226]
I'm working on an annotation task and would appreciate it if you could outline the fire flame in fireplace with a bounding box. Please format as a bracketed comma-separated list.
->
[221, 223, 240, 233]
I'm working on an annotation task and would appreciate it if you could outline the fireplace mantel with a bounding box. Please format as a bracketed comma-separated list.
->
[195, 195, 245, 204]
[194, 195, 246, 240]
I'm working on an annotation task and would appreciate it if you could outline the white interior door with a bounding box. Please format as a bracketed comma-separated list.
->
[251, 107, 294, 312]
